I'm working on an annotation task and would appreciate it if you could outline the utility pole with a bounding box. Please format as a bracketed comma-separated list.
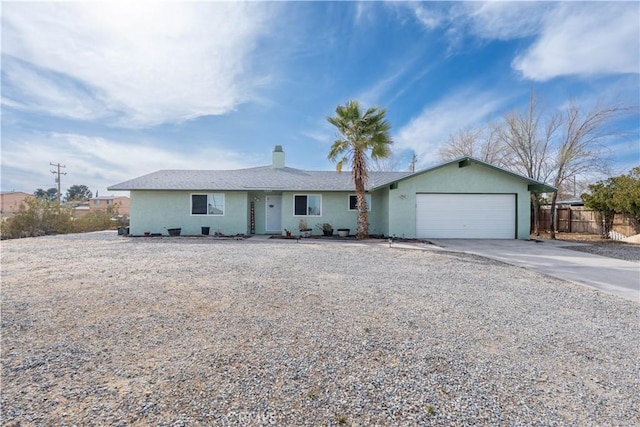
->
[409, 152, 417, 173]
[50, 162, 67, 204]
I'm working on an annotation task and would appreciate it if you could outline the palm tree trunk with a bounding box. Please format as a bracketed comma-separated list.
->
[355, 189, 368, 239]
[353, 150, 368, 240]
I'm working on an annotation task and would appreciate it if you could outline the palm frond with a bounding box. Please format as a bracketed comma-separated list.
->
[326, 100, 394, 239]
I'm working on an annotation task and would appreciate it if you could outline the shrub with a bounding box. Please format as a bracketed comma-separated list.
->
[1, 198, 73, 239]
[0, 199, 125, 239]
[73, 210, 117, 232]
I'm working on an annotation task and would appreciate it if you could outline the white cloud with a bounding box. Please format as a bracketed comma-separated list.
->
[0, 132, 253, 196]
[1, 59, 111, 121]
[394, 89, 511, 167]
[401, 2, 547, 40]
[355, 67, 408, 108]
[300, 129, 331, 144]
[401, 2, 638, 81]
[461, 2, 548, 40]
[512, 3, 640, 81]
[411, 4, 445, 30]
[354, 2, 377, 26]
[1, 2, 276, 126]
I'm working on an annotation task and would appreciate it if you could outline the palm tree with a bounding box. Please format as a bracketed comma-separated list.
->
[327, 100, 393, 239]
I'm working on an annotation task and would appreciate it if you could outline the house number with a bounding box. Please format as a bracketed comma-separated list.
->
[269, 204, 274, 208]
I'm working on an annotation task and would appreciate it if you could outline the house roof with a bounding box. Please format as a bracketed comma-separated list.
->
[108, 166, 412, 192]
[108, 157, 556, 193]
[370, 157, 556, 193]
[91, 196, 130, 200]
[1, 191, 34, 196]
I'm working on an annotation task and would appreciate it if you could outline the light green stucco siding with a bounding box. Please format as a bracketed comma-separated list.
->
[129, 190, 249, 236]
[386, 162, 532, 239]
[128, 162, 533, 239]
[279, 191, 385, 236]
[130, 190, 386, 237]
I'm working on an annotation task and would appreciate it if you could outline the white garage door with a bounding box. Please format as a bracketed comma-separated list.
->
[416, 194, 516, 239]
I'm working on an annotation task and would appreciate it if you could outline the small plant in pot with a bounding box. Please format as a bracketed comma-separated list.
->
[167, 227, 181, 237]
[299, 219, 312, 238]
[316, 222, 333, 236]
[337, 228, 350, 237]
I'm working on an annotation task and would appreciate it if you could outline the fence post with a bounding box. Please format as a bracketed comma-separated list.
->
[568, 207, 572, 233]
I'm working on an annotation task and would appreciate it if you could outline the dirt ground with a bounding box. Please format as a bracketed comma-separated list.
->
[532, 232, 640, 261]
[2, 232, 639, 426]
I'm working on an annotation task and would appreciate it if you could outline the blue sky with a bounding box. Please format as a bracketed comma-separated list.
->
[2, 1, 639, 197]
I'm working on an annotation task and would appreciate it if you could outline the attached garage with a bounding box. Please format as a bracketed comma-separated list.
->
[416, 193, 516, 239]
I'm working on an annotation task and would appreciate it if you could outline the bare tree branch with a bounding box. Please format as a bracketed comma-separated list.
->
[547, 101, 636, 238]
[438, 124, 507, 166]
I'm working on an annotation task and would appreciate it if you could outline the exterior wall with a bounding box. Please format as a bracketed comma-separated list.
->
[369, 188, 389, 236]
[249, 191, 267, 234]
[90, 196, 130, 215]
[388, 163, 532, 239]
[129, 190, 249, 236]
[0, 192, 34, 217]
[278, 191, 376, 236]
[72, 205, 91, 218]
[129, 190, 387, 237]
[127, 162, 534, 239]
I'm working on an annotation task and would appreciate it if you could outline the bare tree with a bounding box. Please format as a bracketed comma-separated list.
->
[439, 126, 481, 160]
[556, 176, 590, 200]
[370, 149, 402, 172]
[547, 101, 633, 238]
[439, 124, 506, 166]
[496, 90, 559, 235]
[438, 89, 634, 238]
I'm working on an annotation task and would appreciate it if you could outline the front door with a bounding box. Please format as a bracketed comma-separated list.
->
[265, 195, 282, 233]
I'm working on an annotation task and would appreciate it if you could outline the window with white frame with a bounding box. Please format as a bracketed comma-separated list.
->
[191, 193, 225, 215]
[349, 194, 371, 211]
[294, 194, 322, 216]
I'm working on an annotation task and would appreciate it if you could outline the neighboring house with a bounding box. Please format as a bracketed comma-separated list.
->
[89, 196, 130, 215]
[0, 192, 34, 218]
[71, 196, 130, 219]
[71, 204, 91, 218]
[108, 146, 555, 239]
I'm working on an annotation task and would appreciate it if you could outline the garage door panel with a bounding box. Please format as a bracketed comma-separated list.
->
[416, 194, 515, 239]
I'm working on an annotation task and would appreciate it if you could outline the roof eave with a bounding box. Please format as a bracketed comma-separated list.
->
[370, 157, 557, 192]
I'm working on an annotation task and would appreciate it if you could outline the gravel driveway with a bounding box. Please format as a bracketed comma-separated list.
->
[2, 232, 639, 426]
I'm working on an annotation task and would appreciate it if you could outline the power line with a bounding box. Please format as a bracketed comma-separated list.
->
[49, 162, 67, 204]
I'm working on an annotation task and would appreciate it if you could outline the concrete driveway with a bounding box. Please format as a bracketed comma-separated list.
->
[429, 239, 640, 302]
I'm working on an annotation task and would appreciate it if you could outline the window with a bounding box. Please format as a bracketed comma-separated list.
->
[106, 199, 113, 205]
[294, 194, 321, 216]
[191, 193, 225, 216]
[349, 194, 371, 211]
[93, 199, 100, 205]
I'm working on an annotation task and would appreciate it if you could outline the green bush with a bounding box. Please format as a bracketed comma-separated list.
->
[0, 199, 125, 239]
[1, 198, 73, 239]
[73, 210, 118, 233]
[582, 167, 640, 236]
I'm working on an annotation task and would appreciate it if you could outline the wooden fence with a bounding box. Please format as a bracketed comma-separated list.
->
[537, 206, 636, 236]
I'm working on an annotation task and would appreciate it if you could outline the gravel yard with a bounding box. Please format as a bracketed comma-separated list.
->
[2, 232, 639, 426]
[533, 232, 640, 261]
[558, 241, 640, 262]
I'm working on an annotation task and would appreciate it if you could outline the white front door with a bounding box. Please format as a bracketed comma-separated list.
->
[265, 195, 282, 233]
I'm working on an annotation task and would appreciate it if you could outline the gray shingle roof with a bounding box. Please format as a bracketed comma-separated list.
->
[108, 166, 412, 192]
[107, 157, 556, 193]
